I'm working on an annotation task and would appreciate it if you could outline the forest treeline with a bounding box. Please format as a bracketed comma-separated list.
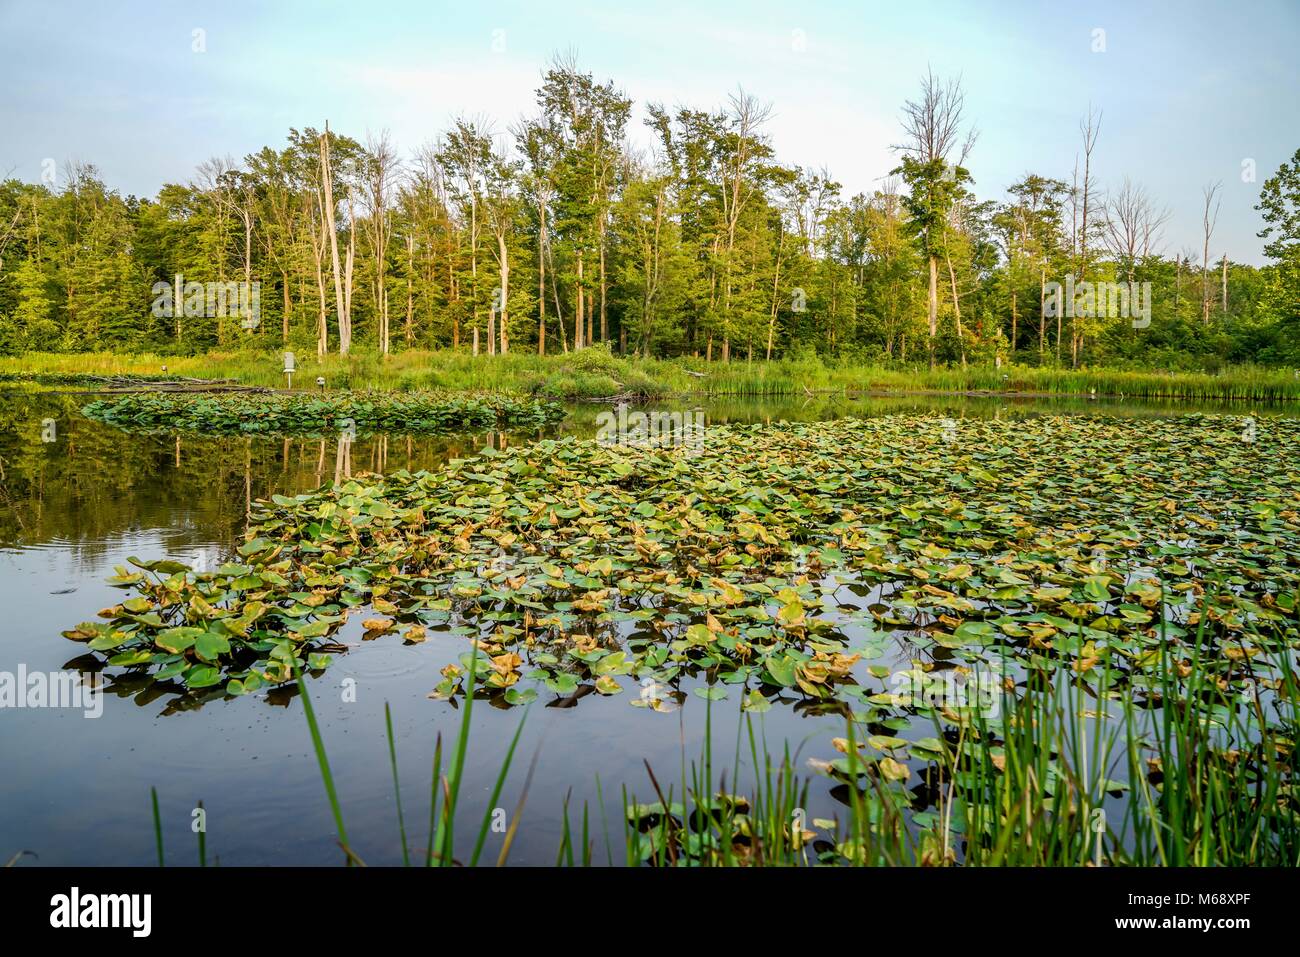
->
[1, 59, 1298, 368]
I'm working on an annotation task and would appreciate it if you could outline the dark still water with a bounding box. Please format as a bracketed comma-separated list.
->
[1, 387, 1293, 866]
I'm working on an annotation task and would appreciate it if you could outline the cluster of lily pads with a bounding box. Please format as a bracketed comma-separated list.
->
[63, 409, 1299, 864]
[80, 390, 567, 435]
[64, 413, 1298, 721]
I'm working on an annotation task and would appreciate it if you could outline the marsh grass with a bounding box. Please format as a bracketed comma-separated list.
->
[150, 786, 164, 867]
[1123, 612, 1300, 866]
[622, 609, 1298, 868]
[7, 349, 1298, 401]
[288, 649, 533, 867]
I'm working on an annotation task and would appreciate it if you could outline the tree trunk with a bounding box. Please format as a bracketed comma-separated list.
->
[497, 232, 509, 354]
[449, 249, 459, 349]
[1010, 287, 1017, 357]
[766, 231, 785, 361]
[537, 212, 546, 355]
[470, 197, 480, 350]
[547, 241, 568, 354]
[927, 254, 938, 367]
[1221, 254, 1228, 314]
[344, 189, 356, 354]
[1038, 265, 1045, 356]
[320, 125, 349, 355]
[310, 203, 328, 358]
[405, 234, 414, 344]
[599, 218, 608, 343]
[575, 250, 585, 350]
[946, 251, 966, 368]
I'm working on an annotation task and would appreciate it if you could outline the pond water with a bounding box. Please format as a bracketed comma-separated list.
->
[1, 386, 1295, 865]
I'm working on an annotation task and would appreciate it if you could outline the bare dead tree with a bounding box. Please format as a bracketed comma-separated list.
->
[320, 123, 351, 355]
[1201, 181, 1222, 325]
[360, 130, 402, 355]
[894, 68, 978, 167]
[894, 69, 978, 360]
[718, 87, 773, 361]
[1067, 107, 1101, 366]
[305, 184, 329, 358]
[1103, 178, 1170, 282]
[481, 132, 517, 355]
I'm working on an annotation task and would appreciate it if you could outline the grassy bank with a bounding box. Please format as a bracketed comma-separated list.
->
[4, 349, 1299, 401]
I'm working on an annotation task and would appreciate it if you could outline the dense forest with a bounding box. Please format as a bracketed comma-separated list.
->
[1, 59, 1297, 369]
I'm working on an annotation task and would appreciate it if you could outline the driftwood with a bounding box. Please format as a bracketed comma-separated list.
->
[73, 383, 272, 395]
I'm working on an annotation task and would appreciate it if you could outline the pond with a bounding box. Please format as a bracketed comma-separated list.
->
[1, 386, 1297, 865]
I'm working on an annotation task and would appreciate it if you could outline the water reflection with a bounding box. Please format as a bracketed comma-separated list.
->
[0, 390, 574, 552]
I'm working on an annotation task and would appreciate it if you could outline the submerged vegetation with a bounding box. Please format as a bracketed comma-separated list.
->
[80, 390, 567, 435]
[67, 413, 1300, 863]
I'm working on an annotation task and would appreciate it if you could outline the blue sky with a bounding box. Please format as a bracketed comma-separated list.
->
[1, 0, 1296, 263]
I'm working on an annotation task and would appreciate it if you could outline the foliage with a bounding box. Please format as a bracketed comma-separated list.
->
[2, 68, 1296, 370]
[80, 390, 566, 435]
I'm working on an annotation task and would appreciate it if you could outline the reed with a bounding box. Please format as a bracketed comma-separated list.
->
[7, 350, 1298, 402]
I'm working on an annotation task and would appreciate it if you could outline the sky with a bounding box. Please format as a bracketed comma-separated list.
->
[1, 0, 1296, 264]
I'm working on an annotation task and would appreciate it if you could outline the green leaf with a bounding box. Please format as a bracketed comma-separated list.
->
[194, 631, 231, 663]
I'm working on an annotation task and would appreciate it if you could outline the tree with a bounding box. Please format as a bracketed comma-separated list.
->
[0, 68, 1295, 373]
[1255, 149, 1300, 362]
[360, 131, 401, 355]
[537, 55, 632, 350]
[437, 118, 495, 353]
[320, 123, 350, 354]
[1067, 108, 1101, 365]
[1201, 181, 1222, 326]
[1004, 174, 1068, 357]
[516, 117, 561, 354]
[1103, 178, 1169, 283]
[893, 69, 976, 366]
